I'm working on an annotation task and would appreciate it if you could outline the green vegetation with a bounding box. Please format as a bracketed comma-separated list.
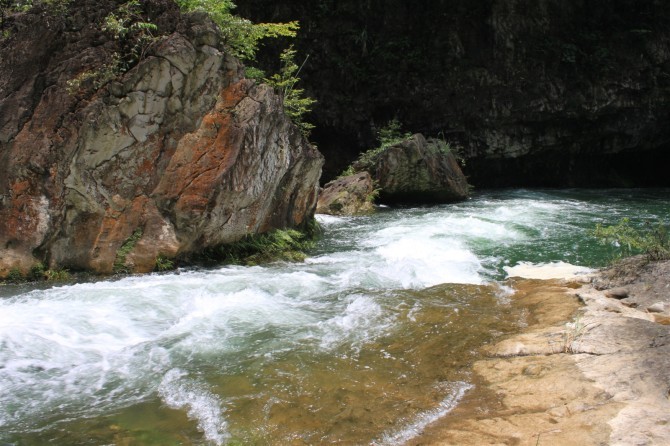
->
[66, 53, 122, 94]
[202, 226, 318, 266]
[265, 45, 316, 137]
[340, 119, 412, 175]
[102, 0, 158, 69]
[114, 228, 144, 274]
[67, 1, 158, 94]
[365, 187, 380, 203]
[154, 254, 175, 272]
[2, 0, 71, 14]
[1, 262, 70, 284]
[593, 218, 670, 261]
[174, 0, 298, 61]
[377, 118, 412, 148]
[244, 66, 266, 81]
[6, 267, 23, 283]
[562, 315, 591, 353]
[29, 262, 46, 280]
[44, 268, 70, 281]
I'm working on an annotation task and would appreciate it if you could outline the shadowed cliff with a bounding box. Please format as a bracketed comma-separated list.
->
[237, 0, 670, 186]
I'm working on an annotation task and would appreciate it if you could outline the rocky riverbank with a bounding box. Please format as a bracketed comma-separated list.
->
[411, 258, 670, 445]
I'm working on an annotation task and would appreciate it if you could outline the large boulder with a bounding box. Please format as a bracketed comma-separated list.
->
[0, 1, 323, 276]
[316, 172, 376, 215]
[356, 134, 469, 204]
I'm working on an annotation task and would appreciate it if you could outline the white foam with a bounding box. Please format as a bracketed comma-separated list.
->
[315, 214, 348, 226]
[317, 294, 393, 352]
[504, 261, 594, 280]
[159, 369, 229, 445]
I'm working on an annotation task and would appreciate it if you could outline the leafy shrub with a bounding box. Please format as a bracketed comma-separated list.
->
[175, 0, 298, 61]
[265, 45, 316, 137]
[29, 262, 46, 280]
[593, 218, 670, 261]
[244, 66, 266, 81]
[342, 119, 412, 175]
[113, 228, 143, 274]
[377, 118, 411, 148]
[155, 254, 175, 272]
[102, 0, 158, 68]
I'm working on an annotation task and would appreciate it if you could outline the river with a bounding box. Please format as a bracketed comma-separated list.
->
[1, 189, 668, 445]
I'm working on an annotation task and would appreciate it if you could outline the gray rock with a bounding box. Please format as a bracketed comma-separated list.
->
[358, 134, 470, 204]
[316, 172, 376, 216]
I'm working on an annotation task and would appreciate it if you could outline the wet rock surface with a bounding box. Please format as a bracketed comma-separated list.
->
[316, 172, 375, 216]
[411, 261, 670, 445]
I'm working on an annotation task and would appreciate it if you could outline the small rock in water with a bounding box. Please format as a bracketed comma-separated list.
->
[605, 287, 629, 299]
[647, 302, 666, 313]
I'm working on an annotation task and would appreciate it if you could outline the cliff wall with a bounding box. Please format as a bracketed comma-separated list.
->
[0, 0, 323, 276]
[237, 0, 670, 186]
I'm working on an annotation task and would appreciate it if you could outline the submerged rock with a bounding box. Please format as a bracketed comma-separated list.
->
[316, 172, 376, 215]
[356, 134, 469, 204]
[0, 1, 323, 276]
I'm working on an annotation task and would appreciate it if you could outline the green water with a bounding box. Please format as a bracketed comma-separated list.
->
[0, 189, 668, 445]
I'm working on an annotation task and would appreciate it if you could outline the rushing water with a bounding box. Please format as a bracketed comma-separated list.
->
[1, 189, 668, 445]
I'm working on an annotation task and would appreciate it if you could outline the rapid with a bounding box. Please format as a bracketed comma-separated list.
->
[1, 189, 668, 445]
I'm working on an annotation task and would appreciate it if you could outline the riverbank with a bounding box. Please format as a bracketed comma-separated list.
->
[412, 258, 670, 445]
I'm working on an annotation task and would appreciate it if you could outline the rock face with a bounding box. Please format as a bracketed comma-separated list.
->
[316, 172, 375, 215]
[356, 134, 469, 204]
[237, 0, 670, 187]
[0, 1, 323, 276]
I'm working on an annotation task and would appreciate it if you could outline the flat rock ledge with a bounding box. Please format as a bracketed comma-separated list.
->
[410, 261, 670, 446]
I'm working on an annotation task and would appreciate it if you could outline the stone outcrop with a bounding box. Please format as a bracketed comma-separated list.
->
[0, 1, 323, 277]
[412, 267, 670, 445]
[316, 172, 375, 215]
[237, 0, 670, 187]
[355, 134, 469, 204]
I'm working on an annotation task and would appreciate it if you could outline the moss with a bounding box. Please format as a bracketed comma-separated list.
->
[113, 228, 143, 274]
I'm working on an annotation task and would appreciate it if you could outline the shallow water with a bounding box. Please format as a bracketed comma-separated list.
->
[1, 189, 668, 445]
